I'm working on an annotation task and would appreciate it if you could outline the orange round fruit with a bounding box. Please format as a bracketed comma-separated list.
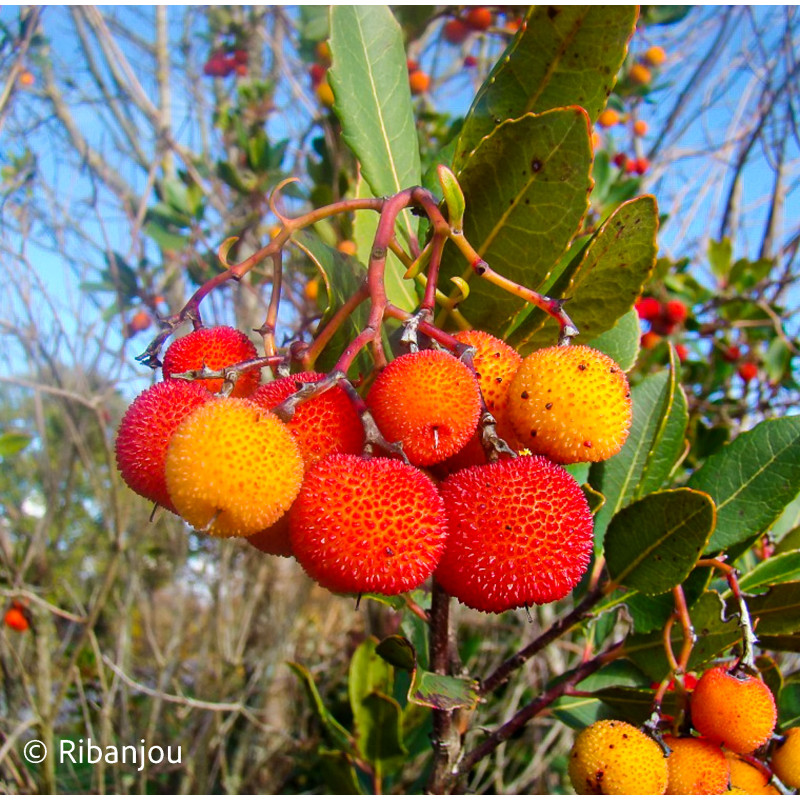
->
[115, 380, 213, 512]
[165, 397, 303, 538]
[250, 371, 363, 467]
[727, 750, 779, 793]
[434, 455, 593, 612]
[289, 454, 448, 595]
[633, 119, 649, 136]
[568, 720, 668, 794]
[597, 108, 621, 128]
[303, 277, 319, 302]
[641, 331, 662, 350]
[772, 727, 800, 789]
[127, 309, 152, 336]
[644, 45, 667, 67]
[367, 349, 481, 466]
[4, 605, 29, 632]
[162, 325, 260, 397]
[630, 62, 653, 85]
[507, 345, 632, 464]
[315, 81, 335, 108]
[18, 70, 34, 87]
[337, 239, 358, 256]
[663, 735, 730, 794]
[409, 69, 430, 95]
[691, 666, 777, 754]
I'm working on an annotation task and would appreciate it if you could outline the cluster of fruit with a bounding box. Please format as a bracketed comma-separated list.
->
[568, 664, 800, 794]
[115, 324, 633, 613]
[203, 48, 248, 79]
[442, 8, 496, 45]
[309, 41, 334, 108]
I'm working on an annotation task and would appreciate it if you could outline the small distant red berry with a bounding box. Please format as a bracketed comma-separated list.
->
[635, 156, 650, 175]
[635, 297, 661, 321]
[4, 604, 29, 632]
[465, 7, 493, 31]
[127, 310, 152, 337]
[443, 18, 470, 45]
[641, 331, 661, 350]
[722, 344, 741, 362]
[665, 300, 688, 324]
[675, 344, 688, 362]
[406, 58, 419, 72]
[613, 152, 629, 168]
[737, 362, 758, 383]
[232, 49, 248, 65]
[463, 54, 478, 68]
[309, 63, 327, 86]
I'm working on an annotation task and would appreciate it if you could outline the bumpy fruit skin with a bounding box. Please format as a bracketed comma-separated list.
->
[251, 372, 363, 468]
[290, 454, 448, 595]
[247, 515, 293, 558]
[434, 456, 593, 612]
[507, 345, 632, 464]
[165, 398, 303, 538]
[162, 326, 259, 397]
[772, 728, 800, 789]
[367, 350, 481, 466]
[726, 751, 779, 794]
[568, 719, 668, 794]
[115, 380, 213, 512]
[663, 735, 730, 794]
[691, 666, 777, 754]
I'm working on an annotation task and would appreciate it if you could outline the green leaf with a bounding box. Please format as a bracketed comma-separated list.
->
[605, 489, 716, 595]
[737, 582, 800, 635]
[454, 6, 637, 167]
[708, 237, 732, 279]
[440, 108, 592, 336]
[688, 417, 800, 553]
[0, 431, 32, 457]
[624, 592, 741, 681]
[329, 6, 421, 256]
[317, 748, 364, 795]
[590, 356, 689, 546]
[292, 231, 372, 377]
[144, 221, 188, 253]
[738, 551, 800, 594]
[288, 661, 355, 753]
[376, 635, 416, 671]
[588, 309, 641, 372]
[162, 178, 191, 217]
[509, 196, 659, 349]
[409, 670, 479, 712]
[593, 686, 683, 726]
[779, 679, 800, 728]
[350, 638, 394, 718]
[359, 692, 407, 765]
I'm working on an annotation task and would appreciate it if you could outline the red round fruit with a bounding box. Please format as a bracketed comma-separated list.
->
[613, 152, 629, 169]
[127, 310, 152, 336]
[675, 344, 688, 362]
[635, 156, 650, 175]
[4, 605, 29, 632]
[232, 49, 248, 65]
[465, 7, 492, 31]
[250, 371, 363, 467]
[737, 362, 758, 383]
[290, 454, 448, 595]
[722, 344, 742, 363]
[309, 63, 327, 86]
[434, 456, 594, 612]
[443, 18, 470, 45]
[665, 299, 688, 324]
[463, 54, 478, 68]
[162, 325, 260, 397]
[635, 297, 661, 321]
[115, 380, 213, 512]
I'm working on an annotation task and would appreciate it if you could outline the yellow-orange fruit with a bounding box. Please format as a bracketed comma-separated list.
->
[162, 325, 260, 397]
[772, 727, 800, 788]
[507, 345, 632, 464]
[726, 751, 779, 794]
[630, 62, 653, 85]
[598, 108, 621, 128]
[316, 81, 334, 108]
[115, 380, 213, 512]
[337, 239, 357, 255]
[165, 397, 303, 538]
[634, 119, 649, 136]
[409, 69, 430, 95]
[645, 45, 667, 66]
[663, 735, 730, 794]
[434, 455, 593, 612]
[568, 719, 668, 794]
[289, 454, 448, 595]
[367, 350, 481, 466]
[250, 371, 363, 468]
[691, 666, 777, 755]
[304, 278, 319, 302]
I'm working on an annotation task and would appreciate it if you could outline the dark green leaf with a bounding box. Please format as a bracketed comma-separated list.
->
[216, 160, 252, 193]
[776, 527, 800, 556]
[454, 6, 637, 166]
[288, 661, 355, 753]
[588, 309, 641, 373]
[739, 552, 800, 594]
[737, 582, 800, 635]
[359, 692, 407, 764]
[143, 221, 188, 253]
[510, 196, 658, 349]
[440, 108, 592, 336]
[376, 635, 416, 672]
[317, 748, 364, 795]
[605, 489, 716, 595]
[590, 356, 688, 546]
[779, 677, 800, 728]
[350, 638, 393, 714]
[329, 6, 421, 258]
[688, 417, 800, 553]
[624, 592, 741, 681]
